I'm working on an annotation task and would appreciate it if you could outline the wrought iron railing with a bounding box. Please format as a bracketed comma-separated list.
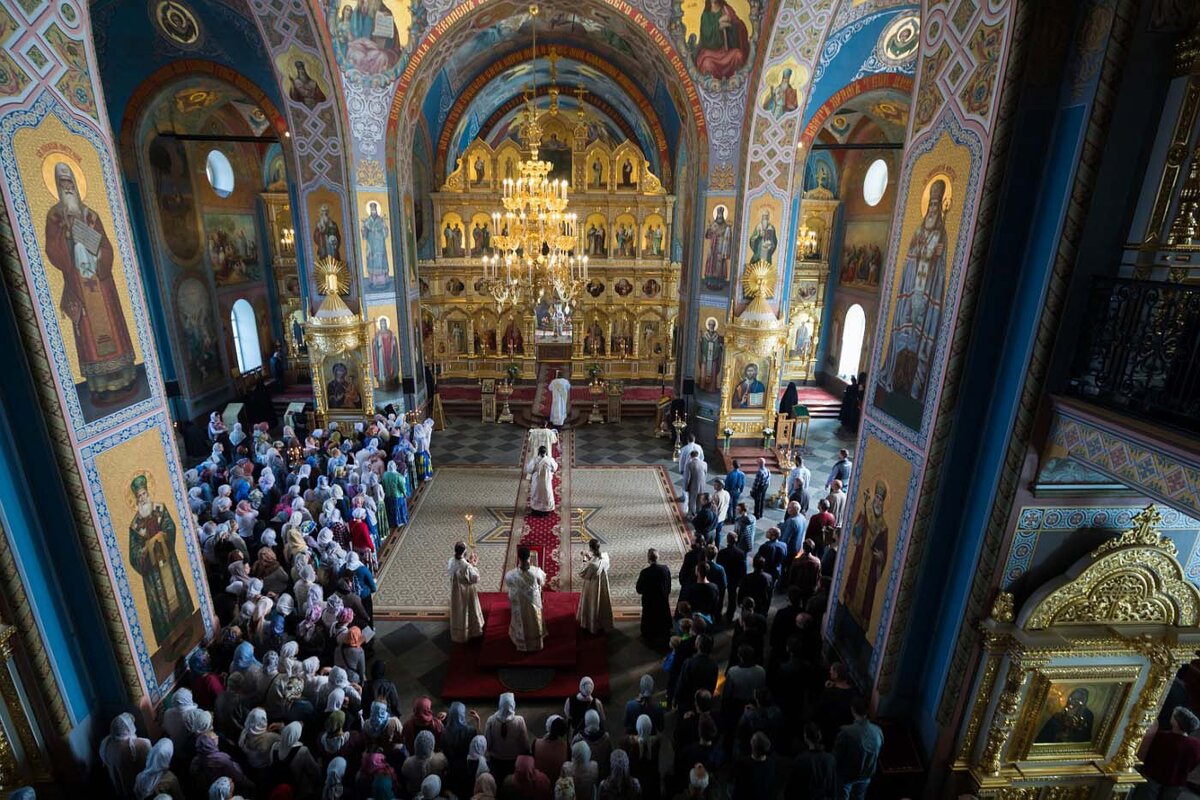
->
[1067, 278, 1200, 433]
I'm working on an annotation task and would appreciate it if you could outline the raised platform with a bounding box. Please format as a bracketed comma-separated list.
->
[477, 592, 578, 667]
[442, 592, 610, 700]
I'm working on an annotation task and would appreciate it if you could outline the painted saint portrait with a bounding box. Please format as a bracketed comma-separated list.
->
[326, 360, 362, 409]
[43, 159, 148, 415]
[614, 278, 633, 297]
[361, 201, 390, 289]
[731, 359, 766, 408]
[586, 278, 605, 298]
[697, 317, 724, 393]
[842, 479, 889, 632]
[146, 137, 199, 262]
[642, 278, 662, 298]
[1035, 688, 1095, 744]
[876, 176, 951, 429]
[372, 316, 400, 389]
[312, 203, 343, 261]
[748, 208, 778, 266]
[127, 473, 195, 647]
[330, 0, 408, 77]
[703, 203, 732, 290]
[761, 67, 799, 118]
[205, 213, 261, 286]
[176, 276, 222, 389]
[691, 0, 750, 80]
[287, 59, 327, 108]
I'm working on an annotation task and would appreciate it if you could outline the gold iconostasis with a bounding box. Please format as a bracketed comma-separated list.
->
[421, 111, 680, 382]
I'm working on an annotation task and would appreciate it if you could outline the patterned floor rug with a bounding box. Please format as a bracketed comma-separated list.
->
[375, 444, 689, 617]
[569, 465, 690, 611]
[374, 466, 521, 618]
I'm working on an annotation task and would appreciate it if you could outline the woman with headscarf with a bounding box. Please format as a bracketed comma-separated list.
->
[100, 712, 151, 797]
[191, 736, 253, 796]
[442, 704, 481, 799]
[467, 735, 490, 784]
[314, 528, 347, 581]
[323, 757, 348, 800]
[401, 730, 448, 796]
[624, 715, 661, 800]
[362, 701, 393, 746]
[253, 547, 290, 597]
[598, 750, 641, 800]
[483, 693, 529, 786]
[267, 721, 322, 795]
[177, 708, 213, 768]
[162, 689, 198, 750]
[284, 513, 311, 565]
[349, 507, 377, 568]
[341, 551, 378, 622]
[265, 674, 311, 724]
[361, 660, 402, 717]
[294, 566, 319, 613]
[249, 596, 276, 651]
[571, 710, 612, 781]
[501, 755, 551, 800]
[297, 604, 328, 658]
[359, 752, 399, 800]
[211, 485, 233, 519]
[471, 773, 498, 800]
[381, 461, 408, 529]
[235, 500, 259, 540]
[278, 640, 302, 678]
[189, 486, 208, 518]
[208, 412, 227, 444]
[334, 576, 371, 629]
[420, 774, 447, 800]
[325, 507, 351, 551]
[133, 738, 181, 800]
[566, 677, 606, 735]
[333, 626, 367, 684]
[239, 707, 281, 773]
[214, 673, 252, 740]
[323, 666, 362, 712]
[528, 714, 567, 783]
[319, 710, 365, 766]
[560, 740, 599, 800]
[403, 697, 444, 751]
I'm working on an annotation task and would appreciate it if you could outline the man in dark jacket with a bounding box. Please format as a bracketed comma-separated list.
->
[717, 532, 747, 622]
[636, 548, 673, 648]
[750, 458, 771, 519]
[675, 633, 719, 709]
[724, 460, 746, 523]
[787, 722, 837, 799]
[692, 492, 719, 544]
[738, 556, 774, 617]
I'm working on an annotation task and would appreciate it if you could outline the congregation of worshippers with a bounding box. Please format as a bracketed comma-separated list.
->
[94, 408, 886, 800]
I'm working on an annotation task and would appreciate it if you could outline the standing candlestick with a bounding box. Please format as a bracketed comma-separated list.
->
[465, 513, 475, 549]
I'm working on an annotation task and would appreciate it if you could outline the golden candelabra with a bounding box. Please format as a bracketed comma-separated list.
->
[588, 379, 605, 424]
[671, 412, 686, 460]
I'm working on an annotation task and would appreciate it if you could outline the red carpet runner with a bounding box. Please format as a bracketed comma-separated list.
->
[505, 427, 572, 592]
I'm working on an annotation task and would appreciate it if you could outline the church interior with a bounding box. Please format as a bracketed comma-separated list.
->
[1, 0, 1200, 796]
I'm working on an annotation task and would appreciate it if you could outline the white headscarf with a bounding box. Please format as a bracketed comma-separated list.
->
[133, 738, 173, 799]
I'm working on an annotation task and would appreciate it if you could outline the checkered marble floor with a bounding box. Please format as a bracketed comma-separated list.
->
[378, 415, 860, 732]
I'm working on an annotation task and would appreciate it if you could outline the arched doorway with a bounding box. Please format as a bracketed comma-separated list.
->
[231, 299, 262, 373]
[839, 304, 866, 380]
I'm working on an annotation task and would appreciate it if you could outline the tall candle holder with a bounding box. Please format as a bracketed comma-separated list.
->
[671, 412, 686, 461]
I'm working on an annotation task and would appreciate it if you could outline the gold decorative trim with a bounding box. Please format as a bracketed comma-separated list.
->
[1143, 77, 1200, 246]
[1023, 506, 1200, 628]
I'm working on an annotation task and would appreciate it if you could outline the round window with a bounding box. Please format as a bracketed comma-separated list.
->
[205, 149, 235, 198]
[862, 158, 888, 207]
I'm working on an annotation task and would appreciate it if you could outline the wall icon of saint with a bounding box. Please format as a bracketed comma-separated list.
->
[312, 203, 342, 261]
[697, 317, 724, 393]
[127, 473, 195, 646]
[731, 360, 765, 407]
[693, 0, 750, 80]
[373, 316, 400, 388]
[327, 361, 361, 409]
[361, 201, 389, 289]
[703, 204, 732, 289]
[43, 160, 140, 406]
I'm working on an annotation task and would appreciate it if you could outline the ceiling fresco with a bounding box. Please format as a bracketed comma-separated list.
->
[442, 56, 665, 177]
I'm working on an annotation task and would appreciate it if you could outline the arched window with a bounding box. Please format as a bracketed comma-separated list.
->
[230, 299, 262, 373]
[206, 149, 235, 198]
[839, 304, 867, 380]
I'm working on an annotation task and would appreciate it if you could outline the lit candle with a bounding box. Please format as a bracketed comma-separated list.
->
[465, 513, 475, 548]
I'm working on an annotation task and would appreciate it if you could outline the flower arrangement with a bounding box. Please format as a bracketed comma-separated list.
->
[762, 427, 775, 449]
[722, 427, 734, 450]
[504, 363, 520, 383]
[587, 363, 604, 380]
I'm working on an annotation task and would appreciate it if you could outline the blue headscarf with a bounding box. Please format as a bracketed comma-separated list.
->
[231, 641, 260, 672]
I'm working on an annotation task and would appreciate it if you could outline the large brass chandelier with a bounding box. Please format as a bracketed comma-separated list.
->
[481, 5, 587, 312]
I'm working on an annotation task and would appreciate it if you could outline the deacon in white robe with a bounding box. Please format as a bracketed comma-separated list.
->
[549, 372, 571, 427]
[448, 541, 485, 643]
[527, 425, 559, 455]
[504, 546, 547, 652]
[576, 540, 613, 634]
[526, 446, 559, 514]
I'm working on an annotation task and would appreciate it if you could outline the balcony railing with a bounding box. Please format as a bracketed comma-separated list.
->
[1067, 278, 1200, 434]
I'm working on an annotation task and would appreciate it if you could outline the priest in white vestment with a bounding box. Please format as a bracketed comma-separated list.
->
[576, 539, 613, 634]
[549, 371, 571, 427]
[504, 546, 547, 651]
[527, 425, 559, 456]
[448, 541, 484, 643]
[526, 445, 558, 515]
